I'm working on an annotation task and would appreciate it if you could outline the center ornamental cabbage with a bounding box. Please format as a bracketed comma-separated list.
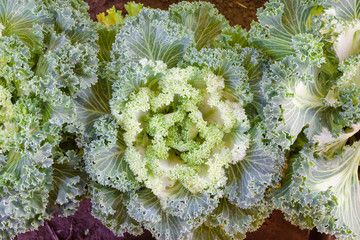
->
[73, 2, 284, 239]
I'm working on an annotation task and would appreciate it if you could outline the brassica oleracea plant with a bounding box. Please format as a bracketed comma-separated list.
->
[0, 0, 97, 238]
[4, 0, 360, 239]
[251, 0, 360, 239]
[73, 2, 284, 239]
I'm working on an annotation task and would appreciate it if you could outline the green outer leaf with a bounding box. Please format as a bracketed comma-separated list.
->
[271, 153, 330, 230]
[0, 144, 53, 239]
[34, 32, 98, 96]
[224, 125, 284, 208]
[182, 47, 251, 104]
[324, 0, 360, 20]
[90, 183, 143, 237]
[241, 47, 268, 118]
[47, 150, 87, 216]
[300, 143, 360, 238]
[250, 0, 323, 60]
[46, 0, 98, 45]
[0, 0, 48, 50]
[215, 25, 249, 49]
[110, 8, 193, 70]
[74, 78, 112, 138]
[109, 61, 163, 108]
[5, 143, 53, 178]
[162, 181, 220, 221]
[0, 35, 33, 96]
[208, 198, 270, 239]
[96, 24, 117, 63]
[169, 1, 229, 50]
[263, 56, 343, 143]
[86, 128, 141, 192]
[271, 148, 356, 239]
[127, 188, 194, 240]
[41, 93, 75, 126]
[190, 223, 230, 240]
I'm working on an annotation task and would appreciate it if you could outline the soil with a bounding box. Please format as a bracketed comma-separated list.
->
[16, 0, 336, 240]
[84, 0, 267, 29]
[16, 198, 121, 240]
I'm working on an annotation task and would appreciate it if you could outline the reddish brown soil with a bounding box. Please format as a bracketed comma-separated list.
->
[16, 1, 336, 240]
[246, 210, 309, 240]
[16, 198, 121, 240]
[85, 0, 267, 29]
[15, 198, 154, 240]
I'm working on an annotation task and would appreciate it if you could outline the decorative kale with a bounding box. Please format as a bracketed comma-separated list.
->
[0, 0, 97, 238]
[251, 0, 360, 239]
[5, 1, 360, 239]
[73, 2, 284, 239]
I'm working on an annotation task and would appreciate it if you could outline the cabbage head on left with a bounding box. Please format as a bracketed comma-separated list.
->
[0, 0, 98, 238]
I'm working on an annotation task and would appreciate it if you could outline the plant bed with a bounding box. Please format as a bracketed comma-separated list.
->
[7, 0, 353, 239]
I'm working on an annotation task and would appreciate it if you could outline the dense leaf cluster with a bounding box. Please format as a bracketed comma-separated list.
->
[251, 0, 360, 239]
[1, 0, 360, 240]
[0, 0, 96, 238]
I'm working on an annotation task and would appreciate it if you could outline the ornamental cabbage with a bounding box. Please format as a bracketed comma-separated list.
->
[74, 2, 284, 239]
[0, 0, 97, 238]
[251, 0, 360, 239]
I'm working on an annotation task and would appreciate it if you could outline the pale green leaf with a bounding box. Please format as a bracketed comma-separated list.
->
[74, 78, 112, 137]
[110, 8, 193, 69]
[169, 1, 229, 50]
[91, 183, 143, 237]
[224, 125, 284, 208]
[127, 188, 193, 240]
[86, 123, 141, 192]
[250, 0, 323, 60]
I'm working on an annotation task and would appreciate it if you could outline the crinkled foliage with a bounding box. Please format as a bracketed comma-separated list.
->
[0, 0, 97, 238]
[253, 0, 360, 239]
[11, 0, 360, 240]
[74, 2, 284, 240]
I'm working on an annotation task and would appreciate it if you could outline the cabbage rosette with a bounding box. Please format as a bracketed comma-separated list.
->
[0, 0, 97, 238]
[75, 2, 284, 239]
[251, 0, 360, 239]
